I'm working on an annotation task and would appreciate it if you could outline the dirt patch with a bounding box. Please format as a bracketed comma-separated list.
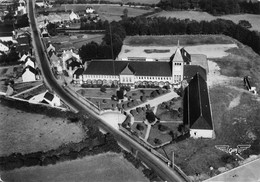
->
[228, 93, 241, 110]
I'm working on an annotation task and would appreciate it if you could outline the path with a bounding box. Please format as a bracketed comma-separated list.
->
[126, 91, 179, 113]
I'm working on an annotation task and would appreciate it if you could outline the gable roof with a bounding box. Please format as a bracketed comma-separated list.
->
[16, 44, 30, 53]
[170, 47, 191, 64]
[25, 56, 35, 63]
[120, 63, 135, 75]
[44, 91, 54, 101]
[183, 65, 206, 83]
[22, 65, 37, 75]
[73, 68, 84, 78]
[184, 73, 213, 130]
[84, 60, 172, 77]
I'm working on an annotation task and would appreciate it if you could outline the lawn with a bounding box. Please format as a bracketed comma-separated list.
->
[77, 88, 118, 99]
[88, 97, 118, 110]
[16, 84, 48, 100]
[0, 98, 85, 156]
[131, 122, 148, 139]
[151, 10, 260, 32]
[156, 97, 182, 122]
[147, 123, 172, 147]
[13, 81, 43, 94]
[95, 0, 160, 4]
[0, 152, 149, 182]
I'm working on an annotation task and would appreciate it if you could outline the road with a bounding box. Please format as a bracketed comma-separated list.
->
[27, 1, 187, 181]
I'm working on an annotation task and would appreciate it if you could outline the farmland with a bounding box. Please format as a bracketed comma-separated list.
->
[0, 152, 148, 182]
[0, 98, 85, 156]
[150, 10, 260, 32]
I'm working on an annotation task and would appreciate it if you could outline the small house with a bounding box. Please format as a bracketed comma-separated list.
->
[21, 66, 38, 82]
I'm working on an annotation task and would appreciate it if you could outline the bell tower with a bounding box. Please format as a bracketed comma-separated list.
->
[171, 41, 184, 84]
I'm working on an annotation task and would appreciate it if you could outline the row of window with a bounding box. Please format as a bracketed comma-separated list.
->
[174, 75, 182, 83]
[137, 76, 171, 81]
[85, 75, 118, 79]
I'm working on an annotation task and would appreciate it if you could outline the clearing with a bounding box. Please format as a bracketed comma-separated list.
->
[150, 10, 260, 32]
[0, 98, 85, 156]
[0, 152, 148, 182]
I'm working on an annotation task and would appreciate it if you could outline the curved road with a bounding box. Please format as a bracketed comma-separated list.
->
[27, 1, 187, 181]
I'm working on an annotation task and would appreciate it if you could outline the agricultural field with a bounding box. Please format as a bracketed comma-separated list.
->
[0, 98, 85, 156]
[0, 152, 148, 182]
[16, 84, 47, 100]
[150, 10, 260, 32]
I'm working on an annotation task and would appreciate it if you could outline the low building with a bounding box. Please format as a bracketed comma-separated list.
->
[29, 91, 61, 107]
[24, 56, 36, 68]
[183, 73, 214, 138]
[69, 10, 80, 21]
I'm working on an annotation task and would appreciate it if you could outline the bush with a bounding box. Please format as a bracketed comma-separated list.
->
[136, 107, 142, 113]
[158, 124, 168, 132]
[146, 111, 156, 123]
[132, 99, 138, 106]
[127, 102, 133, 108]
[117, 90, 124, 99]
[154, 138, 161, 145]
[102, 99, 107, 103]
[150, 90, 158, 98]
[157, 88, 163, 95]
[122, 104, 127, 110]
[136, 123, 144, 131]
[130, 109, 137, 116]
[140, 95, 147, 102]
[100, 86, 106, 92]
[125, 86, 131, 92]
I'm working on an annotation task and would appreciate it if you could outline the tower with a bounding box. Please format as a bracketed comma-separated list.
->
[171, 41, 184, 84]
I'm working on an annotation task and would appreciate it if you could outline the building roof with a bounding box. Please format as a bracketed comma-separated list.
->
[120, 64, 135, 75]
[25, 56, 35, 63]
[84, 60, 172, 77]
[184, 73, 213, 130]
[44, 91, 54, 101]
[73, 68, 84, 78]
[17, 34, 30, 45]
[170, 47, 191, 64]
[22, 65, 37, 75]
[183, 65, 206, 83]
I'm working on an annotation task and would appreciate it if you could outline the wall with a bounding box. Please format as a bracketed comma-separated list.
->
[190, 129, 213, 139]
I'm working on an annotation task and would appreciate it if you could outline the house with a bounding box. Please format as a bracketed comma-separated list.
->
[47, 43, 55, 54]
[16, 33, 30, 45]
[41, 28, 49, 37]
[0, 32, 13, 42]
[183, 73, 214, 138]
[16, 0, 26, 15]
[50, 53, 62, 73]
[24, 56, 36, 68]
[0, 42, 9, 53]
[86, 6, 95, 14]
[21, 66, 38, 82]
[16, 44, 31, 57]
[29, 91, 61, 107]
[42, 91, 61, 107]
[69, 10, 80, 21]
[61, 49, 81, 70]
[80, 46, 207, 88]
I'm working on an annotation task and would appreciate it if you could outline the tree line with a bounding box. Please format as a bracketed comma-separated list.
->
[157, 0, 260, 15]
[78, 16, 260, 62]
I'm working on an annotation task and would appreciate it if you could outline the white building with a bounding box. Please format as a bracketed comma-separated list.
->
[29, 91, 61, 107]
[69, 10, 80, 21]
[21, 66, 38, 82]
[86, 7, 94, 14]
[0, 42, 9, 53]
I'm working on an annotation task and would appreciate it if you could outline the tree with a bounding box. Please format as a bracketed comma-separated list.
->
[140, 95, 147, 102]
[146, 111, 156, 123]
[238, 20, 252, 29]
[100, 85, 106, 92]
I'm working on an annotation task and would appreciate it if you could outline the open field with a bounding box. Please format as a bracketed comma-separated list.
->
[0, 98, 85, 156]
[150, 11, 260, 32]
[46, 4, 153, 22]
[89, 0, 160, 4]
[0, 152, 148, 182]
[44, 34, 104, 51]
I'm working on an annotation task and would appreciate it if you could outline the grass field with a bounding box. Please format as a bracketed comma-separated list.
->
[0, 152, 148, 182]
[150, 10, 260, 32]
[93, 0, 160, 4]
[0, 99, 85, 156]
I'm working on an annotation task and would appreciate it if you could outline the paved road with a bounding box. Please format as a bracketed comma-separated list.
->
[27, 1, 187, 181]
